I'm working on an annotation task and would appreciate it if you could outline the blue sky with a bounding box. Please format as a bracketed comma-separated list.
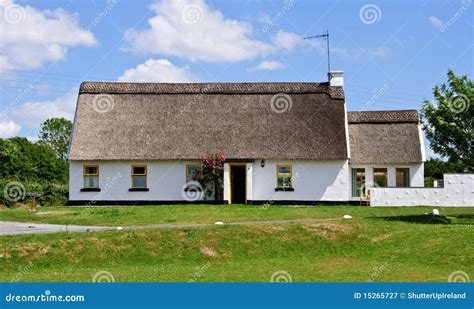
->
[0, 0, 472, 158]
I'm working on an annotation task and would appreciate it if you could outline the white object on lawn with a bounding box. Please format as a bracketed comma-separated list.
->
[343, 215, 352, 219]
[116, 227, 123, 230]
[215, 221, 224, 225]
[431, 209, 440, 216]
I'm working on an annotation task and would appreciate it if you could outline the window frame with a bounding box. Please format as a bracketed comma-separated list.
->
[131, 164, 147, 188]
[373, 167, 388, 187]
[83, 164, 99, 189]
[396, 167, 410, 187]
[351, 168, 366, 197]
[186, 164, 202, 183]
[276, 164, 293, 188]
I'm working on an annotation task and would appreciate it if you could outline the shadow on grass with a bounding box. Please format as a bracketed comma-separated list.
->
[375, 214, 474, 225]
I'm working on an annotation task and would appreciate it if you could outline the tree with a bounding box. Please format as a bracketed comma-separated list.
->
[421, 70, 473, 171]
[423, 158, 464, 187]
[38, 118, 73, 160]
[194, 151, 225, 200]
[0, 137, 68, 183]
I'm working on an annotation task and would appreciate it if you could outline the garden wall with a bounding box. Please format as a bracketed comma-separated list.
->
[371, 174, 474, 207]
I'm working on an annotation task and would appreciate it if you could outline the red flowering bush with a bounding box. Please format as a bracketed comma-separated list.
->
[193, 151, 225, 200]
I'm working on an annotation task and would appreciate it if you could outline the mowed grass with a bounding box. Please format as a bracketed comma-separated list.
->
[1, 204, 474, 226]
[0, 205, 473, 282]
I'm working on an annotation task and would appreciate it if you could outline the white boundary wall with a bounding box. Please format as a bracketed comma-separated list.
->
[371, 174, 474, 207]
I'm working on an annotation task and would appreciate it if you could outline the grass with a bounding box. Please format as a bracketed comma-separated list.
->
[1, 204, 474, 226]
[0, 205, 473, 282]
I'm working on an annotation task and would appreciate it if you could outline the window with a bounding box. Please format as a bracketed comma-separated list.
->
[83, 165, 99, 188]
[373, 168, 388, 187]
[186, 164, 202, 183]
[351, 168, 365, 197]
[131, 165, 147, 188]
[276, 165, 292, 188]
[396, 168, 410, 187]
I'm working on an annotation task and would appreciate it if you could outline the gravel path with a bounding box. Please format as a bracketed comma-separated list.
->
[0, 218, 341, 236]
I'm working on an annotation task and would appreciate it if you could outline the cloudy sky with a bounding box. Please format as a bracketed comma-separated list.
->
[0, 0, 472, 157]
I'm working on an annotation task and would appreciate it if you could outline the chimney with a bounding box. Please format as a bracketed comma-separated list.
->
[328, 70, 344, 87]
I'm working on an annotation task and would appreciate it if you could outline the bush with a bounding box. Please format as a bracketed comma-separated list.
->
[424, 177, 435, 187]
[0, 179, 68, 207]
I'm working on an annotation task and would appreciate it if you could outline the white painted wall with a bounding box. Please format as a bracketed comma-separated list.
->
[249, 160, 350, 202]
[371, 174, 474, 207]
[69, 160, 208, 201]
[348, 163, 424, 200]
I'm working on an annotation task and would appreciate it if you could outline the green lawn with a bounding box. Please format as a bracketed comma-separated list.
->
[0, 205, 473, 282]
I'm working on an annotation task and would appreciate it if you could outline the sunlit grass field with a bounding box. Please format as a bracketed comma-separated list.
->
[1, 205, 473, 282]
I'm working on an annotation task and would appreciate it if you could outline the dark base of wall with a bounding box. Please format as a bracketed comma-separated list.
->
[248, 200, 360, 206]
[67, 200, 359, 206]
[67, 200, 229, 206]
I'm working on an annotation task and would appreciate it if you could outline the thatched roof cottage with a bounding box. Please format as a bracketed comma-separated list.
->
[68, 71, 425, 205]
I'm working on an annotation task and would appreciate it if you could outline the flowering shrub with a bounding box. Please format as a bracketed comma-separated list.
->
[193, 151, 225, 200]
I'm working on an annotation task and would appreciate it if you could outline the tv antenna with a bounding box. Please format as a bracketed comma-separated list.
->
[302, 30, 330, 77]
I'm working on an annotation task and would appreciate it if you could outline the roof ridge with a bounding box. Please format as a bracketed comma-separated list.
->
[347, 109, 419, 124]
[78, 81, 344, 99]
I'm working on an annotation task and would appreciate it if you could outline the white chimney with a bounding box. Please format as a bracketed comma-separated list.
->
[328, 70, 344, 87]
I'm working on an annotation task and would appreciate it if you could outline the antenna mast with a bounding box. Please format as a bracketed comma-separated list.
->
[302, 30, 330, 78]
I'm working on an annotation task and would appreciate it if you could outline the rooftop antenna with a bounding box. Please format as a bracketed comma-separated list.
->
[302, 30, 330, 80]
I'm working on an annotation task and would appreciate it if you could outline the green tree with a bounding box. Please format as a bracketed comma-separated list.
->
[423, 158, 464, 187]
[421, 70, 473, 171]
[0, 137, 68, 183]
[38, 118, 73, 160]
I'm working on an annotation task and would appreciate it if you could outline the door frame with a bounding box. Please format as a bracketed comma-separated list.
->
[228, 163, 247, 204]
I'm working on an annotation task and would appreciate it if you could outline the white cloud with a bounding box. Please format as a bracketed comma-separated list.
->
[369, 46, 390, 58]
[118, 58, 196, 82]
[8, 90, 77, 131]
[0, 120, 21, 137]
[248, 60, 286, 71]
[0, 0, 97, 71]
[271, 30, 301, 50]
[256, 12, 271, 24]
[332, 46, 390, 59]
[428, 16, 444, 30]
[123, 0, 300, 62]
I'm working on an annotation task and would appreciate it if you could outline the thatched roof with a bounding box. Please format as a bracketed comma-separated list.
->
[348, 110, 423, 164]
[69, 82, 348, 160]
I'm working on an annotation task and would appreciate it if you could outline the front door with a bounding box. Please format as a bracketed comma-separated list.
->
[230, 165, 246, 204]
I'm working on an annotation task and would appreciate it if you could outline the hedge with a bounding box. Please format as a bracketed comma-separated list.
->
[0, 179, 68, 207]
